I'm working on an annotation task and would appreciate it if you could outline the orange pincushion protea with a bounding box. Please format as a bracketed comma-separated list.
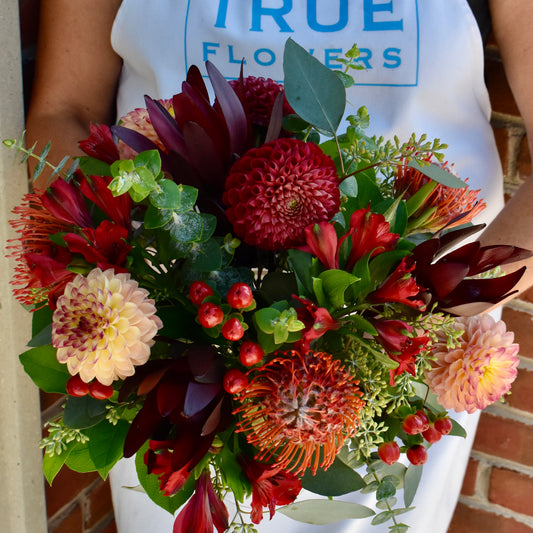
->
[234, 350, 365, 476]
[394, 159, 486, 233]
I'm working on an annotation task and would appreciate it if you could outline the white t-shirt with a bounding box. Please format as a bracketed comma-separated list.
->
[109, 1, 501, 532]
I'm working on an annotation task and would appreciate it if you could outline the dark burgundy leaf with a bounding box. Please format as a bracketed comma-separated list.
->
[183, 382, 222, 418]
[186, 64, 209, 101]
[123, 394, 162, 457]
[201, 397, 224, 436]
[206, 61, 249, 155]
[265, 91, 284, 143]
[156, 378, 186, 417]
[427, 262, 470, 299]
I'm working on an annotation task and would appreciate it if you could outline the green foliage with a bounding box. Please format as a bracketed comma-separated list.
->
[3, 133, 79, 184]
[279, 499, 375, 524]
[63, 396, 108, 429]
[19, 345, 69, 394]
[301, 457, 365, 496]
[253, 302, 304, 351]
[283, 39, 346, 134]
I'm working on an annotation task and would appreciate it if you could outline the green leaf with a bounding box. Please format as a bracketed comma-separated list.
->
[43, 443, 75, 485]
[86, 420, 130, 478]
[63, 396, 108, 429]
[188, 239, 223, 272]
[319, 269, 359, 309]
[65, 440, 98, 473]
[283, 39, 346, 134]
[450, 418, 467, 438]
[27, 324, 52, 347]
[279, 499, 375, 524]
[287, 249, 315, 297]
[301, 456, 365, 496]
[134, 149, 162, 177]
[19, 345, 69, 393]
[166, 211, 205, 242]
[403, 464, 423, 507]
[405, 181, 438, 216]
[31, 305, 53, 337]
[339, 176, 358, 198]
[371, 510, 394, 526]
[77, 156, 112, 177]
[135, 441, 195, 514]
[149, 180, 198, 211]
[376, 480, 396, 501]
[408, 161, 467, 189]
[254, 307, 280, 334]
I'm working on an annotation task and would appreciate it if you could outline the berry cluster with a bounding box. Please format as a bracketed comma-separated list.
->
[66, 374, 114, 400]
[378, 410, 453, 467]
[189, 281, 263, 395]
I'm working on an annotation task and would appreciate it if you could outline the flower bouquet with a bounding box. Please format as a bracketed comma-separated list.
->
[6, 39, 530, 532]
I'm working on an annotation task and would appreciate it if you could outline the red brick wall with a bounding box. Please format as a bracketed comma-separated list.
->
[18, 3, 533, 533]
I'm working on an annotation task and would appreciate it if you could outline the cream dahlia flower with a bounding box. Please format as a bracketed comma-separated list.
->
[425, 314, 519, 413]
[52, 268, 162, 385]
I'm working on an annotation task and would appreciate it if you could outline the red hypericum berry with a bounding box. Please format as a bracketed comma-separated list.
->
[66, 375, 89, 397]
[407, 445, 428, 465]
[434, 417, 453, 436]
[223, 368, 248, 394]
[189, 281, 213, 306]
[89, 380, 114, 400]
[198, 302, 224, 328]
[378, 441, 401, 465]
[239, 341, 264, 366]
[226, 282, 254, 309]
[415, 410, 430, 432]
[402, 413, 425, 435]
[422, 424, 442, 444]
[221, 318, 245, 341]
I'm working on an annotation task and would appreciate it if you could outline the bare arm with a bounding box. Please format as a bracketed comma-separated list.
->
[481, 0, 533, 297]
[26, 0, 122, 189]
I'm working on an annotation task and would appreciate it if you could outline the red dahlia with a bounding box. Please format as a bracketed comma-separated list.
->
[234, 350, 365, 475]
[223, 139, 340, 251]
[229, 76, 293, 127]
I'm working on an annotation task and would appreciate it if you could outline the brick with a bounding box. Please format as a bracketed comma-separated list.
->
[492, 127, 510, 172]
[473, 413, 533, 467]
[489, 467, 533, 517]
[485, 57, 520, 116]
[448, 503, 532, 533]
[501, 308, 533, 357]
[517, 134, 532, 179]
[460, 458, 479, 497]
[49, 504, 83, 533]
[518, 286, 533, 307]
[99, 519, 118, 533]
[83, 479, 114, 529]
[41, 390, 64, 412]
[506, 368, 533, 413]
[45, 467, 98, 517]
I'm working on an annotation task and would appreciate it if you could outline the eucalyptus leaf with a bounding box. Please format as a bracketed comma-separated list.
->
[408, 160, 467, 189]
[283, 39, 346, 134]
[149, 179, 198, 211]
[77, 156, 112, 178]
[166, 211, 205, 242]
[19, 345, 69, 393]
[279, 499, 375, 524]
[404, 464, 423, 507]
[301, 457, 365, 496]
[188, 239, 223, 272]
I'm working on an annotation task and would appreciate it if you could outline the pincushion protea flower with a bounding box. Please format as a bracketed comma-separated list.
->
[52, 268, 162, 385]
[234, 350, 365, 475]
[223, 138, 340, 250]
[394, 158, 486, 233]
[425, 314, 519, 413]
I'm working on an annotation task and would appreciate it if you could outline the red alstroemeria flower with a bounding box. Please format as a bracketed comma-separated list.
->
[294, 296, 340, 352]
[40, 178, 93, 228]
[78, 123, 121, 164]
[301, 221, 339, 270]
[241, 458, 301, 525]
[80, 175, 132, 229]
[369, 257, 426, 310]
[373, 318, 430, 385]
[63, 220, 132, 272]
[172, 472, 229, 533]
[341, 207, 399, 271]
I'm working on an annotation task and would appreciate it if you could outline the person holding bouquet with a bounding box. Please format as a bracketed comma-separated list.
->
[21, 1, 533, 532]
